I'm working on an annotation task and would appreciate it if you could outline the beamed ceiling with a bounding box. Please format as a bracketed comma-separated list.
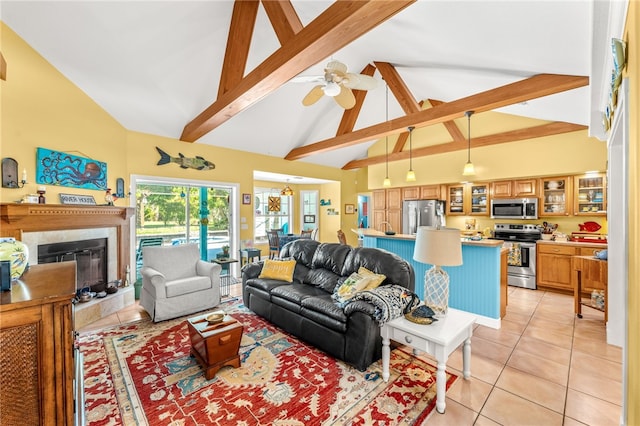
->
[2, 1, 595, 171]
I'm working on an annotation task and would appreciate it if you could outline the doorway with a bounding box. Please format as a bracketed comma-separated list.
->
[131, 176, 239, 280]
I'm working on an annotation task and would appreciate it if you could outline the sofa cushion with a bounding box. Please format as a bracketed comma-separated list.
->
[280, 239, 320, 268]
[300, 297, 348, 333]
[245, 277, 291, 295]
[271, 283, 328, 305]
[311, 243, 352, 275]
[259, 259, 296, 282]
[304, 268, 341, 293]
[165, 276, 211, 298]
[342, 247, 414, 290]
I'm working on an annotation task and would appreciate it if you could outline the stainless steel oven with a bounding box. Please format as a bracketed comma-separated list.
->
[493, 223, 541, 290]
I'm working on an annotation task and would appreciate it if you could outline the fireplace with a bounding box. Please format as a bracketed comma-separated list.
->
[38, 238, 108, 292]
[1, 203, 135, 328]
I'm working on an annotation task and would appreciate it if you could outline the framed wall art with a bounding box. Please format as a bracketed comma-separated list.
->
[36, 148, 106, 190]
[242, 193, 251, 205]
[345, 204, 355, 214]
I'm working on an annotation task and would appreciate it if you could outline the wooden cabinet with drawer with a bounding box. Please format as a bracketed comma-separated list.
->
[536, 242, 606, 293]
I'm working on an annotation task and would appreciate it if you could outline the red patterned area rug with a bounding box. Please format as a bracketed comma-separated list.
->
[79, 299, 457, 425]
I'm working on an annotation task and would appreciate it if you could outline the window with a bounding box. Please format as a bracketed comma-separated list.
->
[254, 187, 292, 243]
[300, 190, 318, 231]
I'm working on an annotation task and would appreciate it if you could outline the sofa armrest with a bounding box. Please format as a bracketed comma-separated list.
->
[140, 266, 166, 299]
[343, 300, 377, 317]
[196, 259, 221, 281]
[241, 261, 264, 280]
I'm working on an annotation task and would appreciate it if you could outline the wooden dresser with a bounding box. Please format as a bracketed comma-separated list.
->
[0, 262, 76, 425]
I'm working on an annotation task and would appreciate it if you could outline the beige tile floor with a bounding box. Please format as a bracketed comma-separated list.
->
[78, 285, 622, 425]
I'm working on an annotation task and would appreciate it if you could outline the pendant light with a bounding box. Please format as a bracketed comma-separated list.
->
[382, 84, 391, 187]
[280, 179, 294, 196]
[405, 126, 416, 182]
[462, 111, 475, 176]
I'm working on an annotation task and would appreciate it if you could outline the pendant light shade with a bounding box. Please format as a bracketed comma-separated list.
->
[280, 180, 294, 196]
[406, 126, 416, 182]
[462, 111, 475, 176]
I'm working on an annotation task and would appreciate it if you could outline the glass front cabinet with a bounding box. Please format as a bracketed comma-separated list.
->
[446, 183, 489, 216]
[573, 173, 607, 216]
[540, 177, 572, 216]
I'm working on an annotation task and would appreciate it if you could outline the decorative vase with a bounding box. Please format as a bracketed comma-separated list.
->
[0, 238, 30, 280]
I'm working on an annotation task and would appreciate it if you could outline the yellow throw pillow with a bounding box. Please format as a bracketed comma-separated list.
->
[358, 266, 386, 290]
[258, 259, 296, 282]
[333, 272, 373, 304]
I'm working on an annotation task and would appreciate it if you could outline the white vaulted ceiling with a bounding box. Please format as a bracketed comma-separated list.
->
[1, 0, 595, 169]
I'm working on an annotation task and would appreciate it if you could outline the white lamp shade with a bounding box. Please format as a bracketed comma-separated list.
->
[413, 226, 463, 266]
[462, 161, 475, 176]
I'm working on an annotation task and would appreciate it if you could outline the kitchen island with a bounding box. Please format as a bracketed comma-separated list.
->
[357, 229, 504, 328]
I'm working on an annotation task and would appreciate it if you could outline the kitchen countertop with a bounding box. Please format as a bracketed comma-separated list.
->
[536, 240, 608, 247]
[354, 229, 503, 247]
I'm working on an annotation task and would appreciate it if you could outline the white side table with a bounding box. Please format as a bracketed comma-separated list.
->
[380, 308, 477, 414]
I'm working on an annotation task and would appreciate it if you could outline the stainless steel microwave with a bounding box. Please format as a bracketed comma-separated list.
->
[490, 198, 538, 220]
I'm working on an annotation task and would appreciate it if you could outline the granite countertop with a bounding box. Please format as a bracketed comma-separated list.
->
[354, 229, 504, 247]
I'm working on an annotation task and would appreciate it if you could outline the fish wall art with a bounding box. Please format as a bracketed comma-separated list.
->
[155, 147, 215, 170]
[36, 148, 107, 189]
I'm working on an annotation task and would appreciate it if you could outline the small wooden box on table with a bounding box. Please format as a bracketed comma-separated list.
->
[186, 313, 243, 379]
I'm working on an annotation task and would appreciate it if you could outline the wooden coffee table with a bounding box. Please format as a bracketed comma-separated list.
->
[186, 313, 243, 379]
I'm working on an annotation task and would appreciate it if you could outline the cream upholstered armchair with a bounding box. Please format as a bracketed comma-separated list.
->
[140, 243, 221, 322]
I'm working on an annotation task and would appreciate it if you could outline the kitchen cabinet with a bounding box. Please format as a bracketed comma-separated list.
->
[401, 185, 445, 201]
[372, 188, 401, 232]
[401, 186, 420, 201]
[540, 176, 572, 216]
[0, 262, 77, 425]
[574, 173, 607, 216]
[446, 183, 490, 216]
[491, 178, 538, 198]
[420, 184, 446, 200]
[536, 241, 606, 293]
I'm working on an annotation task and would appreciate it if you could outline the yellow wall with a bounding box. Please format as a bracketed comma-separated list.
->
[624, 1, 638, 423]
[1, 23, 359, 246]
[367, 113, 607, 190]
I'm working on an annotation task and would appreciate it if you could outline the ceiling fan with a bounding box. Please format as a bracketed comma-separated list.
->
[291, 60, 378, 109]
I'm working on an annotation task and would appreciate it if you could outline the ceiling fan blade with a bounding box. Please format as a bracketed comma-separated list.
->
[325, 59, 348, 74]
[290, 75, 325, 84]
[302, 85, 325, 106]
[334, 86, 356, 109]
[342, 73, 378, 90]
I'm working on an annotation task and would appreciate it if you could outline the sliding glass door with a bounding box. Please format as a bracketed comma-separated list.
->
[133, 177, 236, 279]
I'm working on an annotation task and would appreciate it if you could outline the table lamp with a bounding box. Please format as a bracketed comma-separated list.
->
[413, 226, 463, 317]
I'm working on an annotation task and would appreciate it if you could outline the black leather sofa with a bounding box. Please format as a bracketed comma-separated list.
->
[241, 239, 415, 371]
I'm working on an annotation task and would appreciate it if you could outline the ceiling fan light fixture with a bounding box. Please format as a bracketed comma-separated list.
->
[462, 111, 476, 176]
[323, 81, 341, 97]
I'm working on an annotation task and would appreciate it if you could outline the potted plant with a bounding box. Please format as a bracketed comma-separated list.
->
[221, 245, 230, 257]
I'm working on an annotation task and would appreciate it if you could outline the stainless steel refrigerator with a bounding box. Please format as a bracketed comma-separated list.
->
[402, 200, 446, 234]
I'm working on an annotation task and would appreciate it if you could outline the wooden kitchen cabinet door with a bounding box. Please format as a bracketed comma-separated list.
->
[386, 188, 402, 210]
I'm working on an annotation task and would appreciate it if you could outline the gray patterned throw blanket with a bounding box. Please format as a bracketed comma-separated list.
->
[343, 285, 420, 325]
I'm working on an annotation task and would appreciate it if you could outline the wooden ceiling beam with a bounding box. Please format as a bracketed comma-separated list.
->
[342, 121, 587, 170]
[261, 0, 303, 45]
[427, 99, 466, 142]
[217, 0, 260, 97]
[181, 0, 415, 142]
[393, 101, 424, 153]
[374, 61, 421, 114]
[336, 63, 376, 136]
[285, 73, 588, 160]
